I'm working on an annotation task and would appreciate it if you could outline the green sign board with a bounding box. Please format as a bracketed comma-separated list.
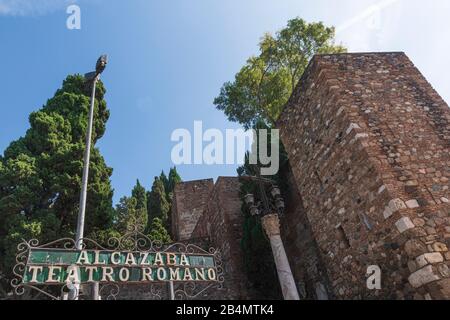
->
[23, 248, 218, 285]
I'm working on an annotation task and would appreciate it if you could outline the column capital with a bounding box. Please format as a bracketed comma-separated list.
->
[261, 214, 281, 237]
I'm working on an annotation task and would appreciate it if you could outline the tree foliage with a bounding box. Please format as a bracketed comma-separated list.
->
[114, 175, 175, 245]
[115, 169, 180, 247]
[238, 122, 288, 299]
[115, 196, 148, 233]
[131, 179, 147, 211]
[0, 75, 114, 278]
[228, 19, 346, 297]
[167, 167, 182, 197]
[159, 171, 169, 196]
[148, 217, 171, 244]
[154, 167, 181, 237]
[147, 177, 170, 226]
[214, 18, 346, 129]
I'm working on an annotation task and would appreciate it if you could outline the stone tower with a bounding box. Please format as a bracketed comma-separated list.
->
[171, 177, 249, 299]
[277, 52, 450, 299]
[171, 179, 214, 241]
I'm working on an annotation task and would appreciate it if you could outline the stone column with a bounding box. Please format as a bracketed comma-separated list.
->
[261, 214, 300, 300]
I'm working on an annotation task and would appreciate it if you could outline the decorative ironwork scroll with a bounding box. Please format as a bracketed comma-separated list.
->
[11, 222, 224, 300]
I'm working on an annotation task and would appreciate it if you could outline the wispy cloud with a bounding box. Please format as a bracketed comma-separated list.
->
[334, 0, 404, 51]
[0, 0, 77, 16]
[336, 0, 402, 34]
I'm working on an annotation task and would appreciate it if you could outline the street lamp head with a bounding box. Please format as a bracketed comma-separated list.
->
[95, 54, 108, 75]
[244, 194, 255, 206]
[270, 185, 281, 198]
[275, 198, 285, 213]
[249, 206, 260, 216]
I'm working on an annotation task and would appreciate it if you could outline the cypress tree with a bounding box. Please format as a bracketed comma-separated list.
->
[131, 179, 147, 211]
[159, 171, 169, 194]
[167, 166, 182, 195]
[147, 177, 170, 227]
[0, 75, 114, 277]
[115, 196, 148, 233]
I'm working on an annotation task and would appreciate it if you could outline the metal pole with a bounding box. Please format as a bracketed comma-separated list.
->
[169, 281, 175, 300]
[76, 75, 98, 250]
[71, 75, 98, 301]
[92, 282, 100, 300]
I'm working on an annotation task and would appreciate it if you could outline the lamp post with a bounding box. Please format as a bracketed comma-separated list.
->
[241, 170, 300, 300]
[76, 54, 108, 249]
[71, 55, 108, 300]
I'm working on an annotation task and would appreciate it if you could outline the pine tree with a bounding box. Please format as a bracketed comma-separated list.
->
[0, 75, 114, 277]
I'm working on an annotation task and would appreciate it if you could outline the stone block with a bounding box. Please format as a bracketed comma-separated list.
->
[395, 217, 415, 233]
[408, 265, 441, 288]
[415, 253, 444, 268]
[389, 199, 407, 213]
[405, 199, 420, 209]
[383, 206, 393, 219]
[432, 242, 448, 252]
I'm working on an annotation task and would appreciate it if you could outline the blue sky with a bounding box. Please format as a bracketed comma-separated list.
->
[1, 0, 449, 204]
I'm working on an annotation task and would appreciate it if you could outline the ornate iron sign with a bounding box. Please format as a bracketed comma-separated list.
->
[11, 223, 224, 300]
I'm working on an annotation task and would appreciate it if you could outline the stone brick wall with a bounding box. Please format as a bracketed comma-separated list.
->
[279, 163, 333, 300]
[171, 179, 214, 241]
[193, 177, 249, 299]
[277, 52, 450, 299]
[173, 177, 250, 299]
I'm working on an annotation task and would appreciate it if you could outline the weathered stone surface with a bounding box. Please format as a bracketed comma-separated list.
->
[426, 279, 450, 300]
[205, 177, 251, 299]
[415, 253, 444, 268]
[432, 242, 449, 252]
[389, 199, 407, 213]
[171, 179, 214, 241]
[277, 52, 450, 299]
[406, 200, 420, 209]
[172, 177, 250, 299]
[444, 252, 450, 261]
[395, 217, 415, 233]
[437, 264, 450, 278]
[383, 207, 394, 219]
[408, 265, 441, 288]
[410, 242, 429, 261]
[171, 52, 450, 300]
